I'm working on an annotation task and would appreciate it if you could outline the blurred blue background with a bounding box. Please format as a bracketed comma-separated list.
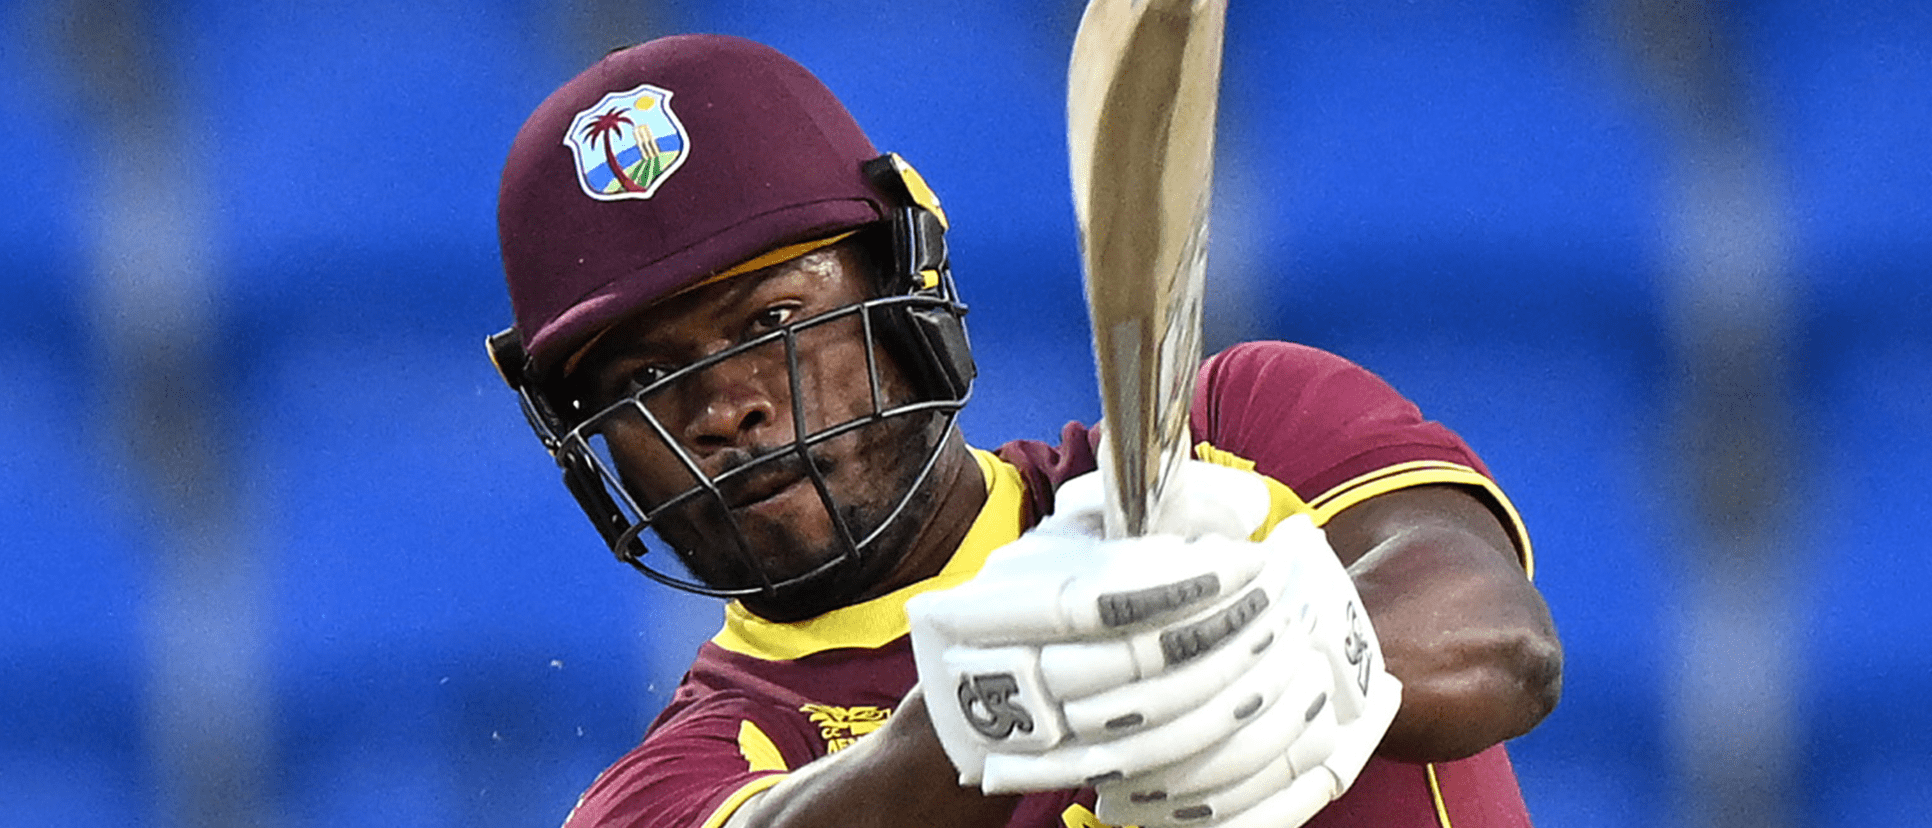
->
[3, 0, 1927, 826]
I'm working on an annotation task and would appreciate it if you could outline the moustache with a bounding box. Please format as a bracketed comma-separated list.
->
[707, 444, 837, 510]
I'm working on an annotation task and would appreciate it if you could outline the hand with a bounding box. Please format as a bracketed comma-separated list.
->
[908, 525, 1286, 791]
[907, 461, 1400, 823]
[1043, 455, 1279, 543]
[1091, 516, 1402, 828]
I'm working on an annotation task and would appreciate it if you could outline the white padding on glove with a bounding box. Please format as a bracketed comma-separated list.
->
[1051, 550, 1292, 738]
[980, 598, 1304, 791]
[1091, 517, 1404, 828]
[908, 461, 1282, 789]
[1047, 459, 1276, 542]
[1096, 643, 1333, 805]
[909, 460, 1402, 828]
[910, 527, 1290, 790]
[919, 533, 1269, 647]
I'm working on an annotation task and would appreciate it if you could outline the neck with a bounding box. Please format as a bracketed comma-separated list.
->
[861, 430, 986, 600]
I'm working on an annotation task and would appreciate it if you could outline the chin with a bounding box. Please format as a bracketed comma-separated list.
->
[722, 512, 900, 621]
[660, 422, 946, 614]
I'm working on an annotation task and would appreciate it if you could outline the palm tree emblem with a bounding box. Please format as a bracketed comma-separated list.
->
[564, 84, 690, 201]
[581, 107, 649, 193]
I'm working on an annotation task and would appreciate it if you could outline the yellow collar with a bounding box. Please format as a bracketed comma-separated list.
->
[710, 448, 1024, 661]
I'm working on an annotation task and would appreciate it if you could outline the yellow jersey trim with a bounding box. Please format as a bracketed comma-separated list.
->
[1308, 460, 1535, 579]
[1060, 803, 1112, 828]
[1193, 441, 1315, 540]
[1426, 762, 1454, 828]
[698, 773, 788, 828]
[737, 720, 787, 772]
[710, 449, 1025, 660]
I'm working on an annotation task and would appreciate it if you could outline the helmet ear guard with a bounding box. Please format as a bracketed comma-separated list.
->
[863, 153, 977, 404]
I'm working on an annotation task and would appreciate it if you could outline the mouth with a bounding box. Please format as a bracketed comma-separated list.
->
[727, 472, 808, 511]
[713, 451, 823, 512]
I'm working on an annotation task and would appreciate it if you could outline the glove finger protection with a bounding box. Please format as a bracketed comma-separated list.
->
[924, 460, 1281, 656]
[1090, 681, 1399, 828]
[1053, 550, 1294, 736]
[908, 460, 1400, 803]
[979, 584, 1304, 791]
[918, 532, 1267, 645]
[909, 531, 1283, 788]
[1094, 516, 1403, 828]
[1092, 644, 1332, 820]
[1187, 770, 1335, 828]
[1101, 752, 1300, 828]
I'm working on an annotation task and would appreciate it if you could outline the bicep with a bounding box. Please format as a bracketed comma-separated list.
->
[1320, 484, 1522, 573]
[1318, 484, 1562, 760]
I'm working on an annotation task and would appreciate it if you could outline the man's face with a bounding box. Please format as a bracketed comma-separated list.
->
[564, 242, 940, 615]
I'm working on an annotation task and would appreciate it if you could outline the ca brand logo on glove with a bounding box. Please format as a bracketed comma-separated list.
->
[1343, 602, 1373, 695]
[958, 673, 1035, 739]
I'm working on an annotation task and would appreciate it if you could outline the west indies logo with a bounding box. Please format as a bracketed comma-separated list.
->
[799, 703, 890, 753]
[563, 83, 689, 201]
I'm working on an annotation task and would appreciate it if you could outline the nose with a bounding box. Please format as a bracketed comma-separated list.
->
[676, 347, 785, 452]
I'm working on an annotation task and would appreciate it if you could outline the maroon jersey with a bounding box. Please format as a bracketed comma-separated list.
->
[561, 341, 1537, 828]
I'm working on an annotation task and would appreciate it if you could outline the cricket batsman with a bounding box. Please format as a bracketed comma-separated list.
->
[488, 33, 1562, 828]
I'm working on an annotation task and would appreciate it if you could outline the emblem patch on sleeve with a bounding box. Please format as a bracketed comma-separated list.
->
[562, 83, 690, 200]
[799, 704, 891, 753]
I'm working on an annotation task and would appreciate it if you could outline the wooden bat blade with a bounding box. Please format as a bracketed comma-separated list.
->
[1068, 0, 1225, 538]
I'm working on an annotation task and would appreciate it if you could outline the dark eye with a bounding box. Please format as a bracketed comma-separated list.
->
[583, 363, 675, 411]
[566, 352, 680, 417]
[751, 304, 799, 331]
[625, 363, 676, 393]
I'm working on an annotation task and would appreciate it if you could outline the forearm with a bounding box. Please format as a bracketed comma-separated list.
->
[725, 691, 1020, 828]
[1319, 485, 1562, 763]
[1350, 522, 1563, 762]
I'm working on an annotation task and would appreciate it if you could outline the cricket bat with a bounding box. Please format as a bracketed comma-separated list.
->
[1068, 0, 1226, 538]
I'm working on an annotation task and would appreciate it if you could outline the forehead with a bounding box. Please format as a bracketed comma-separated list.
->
[570, 242, 876, 372]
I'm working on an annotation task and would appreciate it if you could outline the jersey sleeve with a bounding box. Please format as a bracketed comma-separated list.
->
[1189, 341, 1531, 567]
[561, 688, 816, 828]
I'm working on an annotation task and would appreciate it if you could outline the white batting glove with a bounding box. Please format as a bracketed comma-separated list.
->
[907, 461, 1398, 809]
[1041, 458, 1279, 543]
[1091, 515, 1402, 828]
[908, 527, 1285, 790]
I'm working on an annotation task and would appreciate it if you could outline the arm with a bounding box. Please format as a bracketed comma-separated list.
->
[1321, 484, 1563, 763]
[723, 691, 1019, 828]
[721, 481, 1557, 827]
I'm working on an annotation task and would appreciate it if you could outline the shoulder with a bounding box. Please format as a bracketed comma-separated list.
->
[1190, 340, 1443, 458]
[991, 341, 1495, 529]
[670, 638, 917, 717]
[567, 642, 916, 828]
[1189, 341, 1497, 515]
[1193, 341, 1413, 427]
[1200, 339, 1348, 377]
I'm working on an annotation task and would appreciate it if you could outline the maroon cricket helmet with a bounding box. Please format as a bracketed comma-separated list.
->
[497, 34, 897, 375]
